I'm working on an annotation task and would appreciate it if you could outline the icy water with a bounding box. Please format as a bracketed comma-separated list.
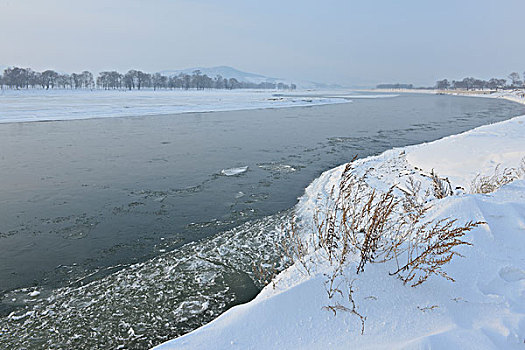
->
[1, 93, 524, 349]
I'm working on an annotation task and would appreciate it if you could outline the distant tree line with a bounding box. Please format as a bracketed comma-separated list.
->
[435, 72, 524, 90]
[0, 67, 297, 91]
[0, 67, 94, 90]
[376, 72, 524, 91]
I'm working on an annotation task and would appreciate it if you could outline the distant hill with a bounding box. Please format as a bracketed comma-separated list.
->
[160, 66, 343, 89]
[160, 66, 283, 84]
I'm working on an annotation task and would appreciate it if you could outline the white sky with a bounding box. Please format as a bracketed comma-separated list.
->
[1, 0, 524, 86]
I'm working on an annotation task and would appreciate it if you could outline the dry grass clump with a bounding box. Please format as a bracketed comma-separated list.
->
[389, 218, 480, 286]
[429, 170, 453, 199]
[279, 158, 484, 333]
[386, 177, 483, 287]
[277, 217, 313, 275]
[314, 163, 480, 283]
[252, 261, 280, 289]
[470, 158, 525, 194]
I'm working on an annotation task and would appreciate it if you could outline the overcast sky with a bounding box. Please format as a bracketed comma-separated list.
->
[1, 0, 524, 86]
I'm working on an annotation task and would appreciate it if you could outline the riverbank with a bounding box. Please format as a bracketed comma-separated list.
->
[156, 98, 525, 349]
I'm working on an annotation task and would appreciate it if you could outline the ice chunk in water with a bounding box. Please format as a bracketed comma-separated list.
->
[221, 166, 248, 176]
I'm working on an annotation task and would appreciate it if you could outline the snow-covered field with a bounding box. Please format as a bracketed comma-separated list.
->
[156, 104, 525, 349]
[0, 89, 354, 123]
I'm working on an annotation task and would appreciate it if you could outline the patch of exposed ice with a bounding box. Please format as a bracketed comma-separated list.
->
[221, 166, 248, 176]
[8, 310, 34, 321]
[258, 163, 297, 174]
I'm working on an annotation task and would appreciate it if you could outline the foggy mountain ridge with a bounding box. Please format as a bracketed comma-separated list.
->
[160, 66, 344, 89]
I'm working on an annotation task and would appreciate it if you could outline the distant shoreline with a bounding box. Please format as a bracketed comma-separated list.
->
[359, 87, 525, 105]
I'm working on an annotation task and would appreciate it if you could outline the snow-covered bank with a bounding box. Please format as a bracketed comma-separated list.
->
[0, 89, 354, 123]
[156, 111, 525, 348]
[369, 88, 525, 106]
[438, 89, 525, 106]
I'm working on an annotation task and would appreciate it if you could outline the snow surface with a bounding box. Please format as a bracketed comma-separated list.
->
[406, 116, 525, 189]
[155, 106, 525, 348]
[0, 89, 352, 123]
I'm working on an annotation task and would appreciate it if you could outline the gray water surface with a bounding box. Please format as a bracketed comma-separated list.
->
[1, 93, 524, 348]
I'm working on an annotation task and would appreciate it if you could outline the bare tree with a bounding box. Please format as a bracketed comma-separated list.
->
[97, 71, 122, 89]
[436, 79, 450, 89]
[182, 74, 191, 90]
[81, 71, 94, 89]
[487, 78, 506, 90]
[124, 70, 136, 90]
[136, 71, 150, 90]
[41, 70, 59, 89]
[508, 72, 522, 87]
[152, 73, 167, 90]
[56, 74, 71, 89]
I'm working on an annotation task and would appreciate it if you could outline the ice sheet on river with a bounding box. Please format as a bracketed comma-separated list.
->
[0, 89, 351, 123]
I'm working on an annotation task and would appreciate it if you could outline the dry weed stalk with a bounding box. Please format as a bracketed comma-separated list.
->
[388, 178, 431, 269]
[389, 219, 483, 287]
[311, 162, 399, 333]
[355, 187, 397, 273]
[323, 276, 366, 334]
[400, 177, 430, 225]
[389, 177, 483, 286]
[252, 261, 279, 289]
[323, 279, 366, 334]
[278, 217, 313, 276]
[429, 170, 453, 199]
[470, 159, 525, 194]
[314, 163, 399, 275]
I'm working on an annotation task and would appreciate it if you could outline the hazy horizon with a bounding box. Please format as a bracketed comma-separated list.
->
[1, 0, 524, 86]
